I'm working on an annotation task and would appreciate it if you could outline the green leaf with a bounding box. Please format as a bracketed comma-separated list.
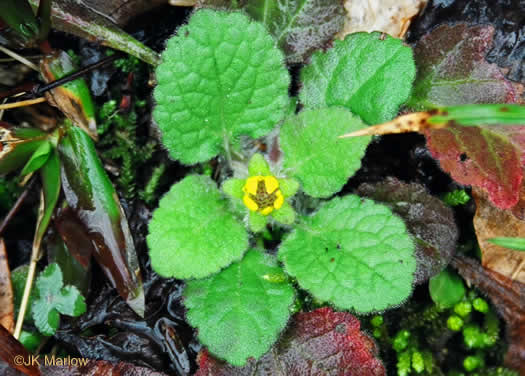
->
[153, 10, 289, 164]
[249, 211, 267, 232]
[280, 107, 371, 198]
[248, 153, 272, 176]
[271, 202, 295, 224]
[33, 147, 61, 253]
[428, 104, 525, 127]
[429, 269, 465, 308]
[184, 250, 295, 366]
[243, 0, 345, 63]
[300, 32, 416, 125]
[487, 237, 525, 252]
[19, 331, 43, 352]
[20, 141, 52, 176]
[147, 175, 249, 279]
[222, 178, 244, 199]
[0, 126, 47, 175]
[278, 195, 415, 312]
[32, 263, 86, 336]
[0, 0, 39, 45]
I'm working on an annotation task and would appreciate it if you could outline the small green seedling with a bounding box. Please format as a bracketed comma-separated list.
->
[31, 263, 86, 336]
[148, 9, 417, 366]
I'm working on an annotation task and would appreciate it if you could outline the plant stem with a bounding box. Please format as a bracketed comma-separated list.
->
[0, 97, 46, 110]
[13, 189, 45, 339]
[0, 45, 39, 71]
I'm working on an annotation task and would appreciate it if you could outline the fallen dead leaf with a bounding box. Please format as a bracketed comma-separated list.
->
[0, 239, 14, 333]
[337, 0, 427, 40]
[473, 187, 525, 284]
[0, 324, 40, 376]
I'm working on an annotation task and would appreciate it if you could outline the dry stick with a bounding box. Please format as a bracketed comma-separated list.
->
[0, 97, 47, 111]
[14, 189, 45, 339]
[0, 45, 39, 71]
[0, 177, 36, 236]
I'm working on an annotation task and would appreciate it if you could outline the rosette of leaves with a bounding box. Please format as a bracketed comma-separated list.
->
[148, 8, 418, 367]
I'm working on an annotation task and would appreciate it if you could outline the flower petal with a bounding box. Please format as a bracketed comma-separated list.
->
[264, 176, 279, 194]
[260, 206, 274, 215]
[243, 176, 260, 195]
[243, 194, 259, 211]
[274, 191, 284, 209]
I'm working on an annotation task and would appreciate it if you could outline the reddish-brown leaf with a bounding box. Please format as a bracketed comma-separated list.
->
[196, 307, 385, 376]
[408, 23, 522, 109]
[0, 239, 14, 333]
[424, 125, 523, 209]
[40, 360, 168, 376]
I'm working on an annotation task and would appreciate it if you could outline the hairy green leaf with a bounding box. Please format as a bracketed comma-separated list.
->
[429, 269, 465, 308]
[184, 250, 294, 366]
[148, 175, 249, 279]
[300, 32, 416, 125]
[32, 263, 86, 336]
[279, 195, 415, 312]
[357, 178, 458, 285]
[280, 107, 370, 198]
[154, 10, 289, 164]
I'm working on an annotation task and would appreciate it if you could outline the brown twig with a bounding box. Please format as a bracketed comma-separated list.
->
[0, 97, 46, 111]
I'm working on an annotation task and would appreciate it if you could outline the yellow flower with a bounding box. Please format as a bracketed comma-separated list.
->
[242, 176, 284, 215]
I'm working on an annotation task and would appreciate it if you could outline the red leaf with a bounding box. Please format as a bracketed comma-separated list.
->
[409, 23, 522, 109]
[424, 125, 523, 209]
[196, 307, 385, 376]
[411, 23, 525, 209]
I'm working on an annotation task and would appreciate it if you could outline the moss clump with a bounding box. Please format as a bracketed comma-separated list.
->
[364, 287, 517, 376]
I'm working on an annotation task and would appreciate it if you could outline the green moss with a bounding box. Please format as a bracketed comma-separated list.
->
[96, 60, 157, 201]
[364, 285, 516, 376]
